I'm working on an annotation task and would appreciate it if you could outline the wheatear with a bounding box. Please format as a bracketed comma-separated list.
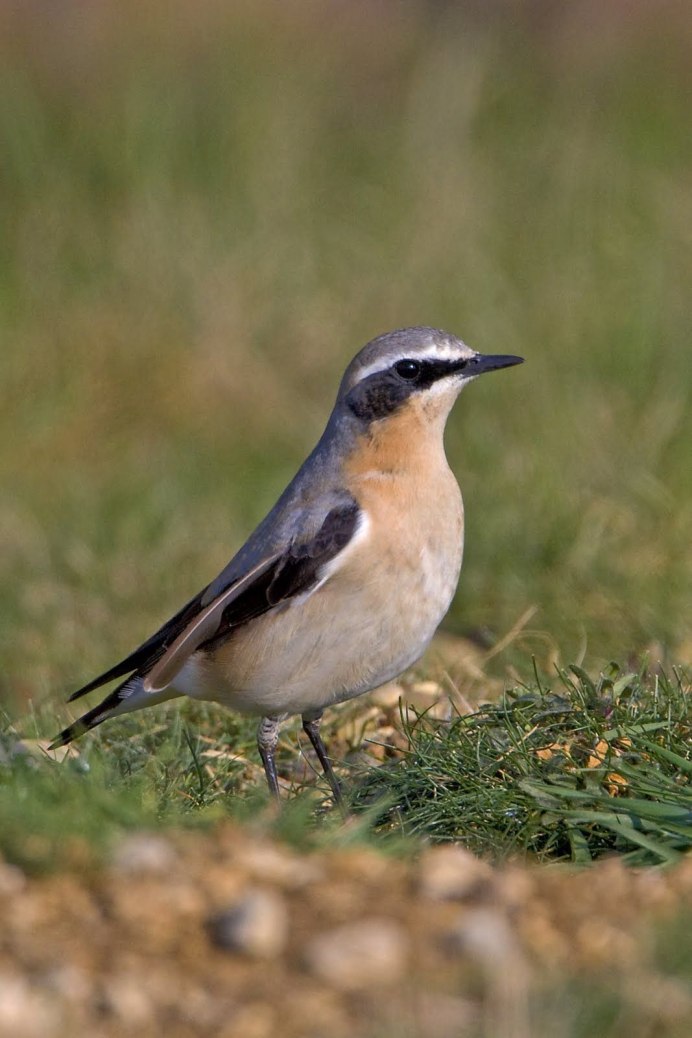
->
[51, 327, 522, 802]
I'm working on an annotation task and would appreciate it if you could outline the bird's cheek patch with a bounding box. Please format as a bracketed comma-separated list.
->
[345, 374, 410, 421]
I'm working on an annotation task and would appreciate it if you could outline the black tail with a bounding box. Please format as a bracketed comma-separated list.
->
[49, 675, 140, 749]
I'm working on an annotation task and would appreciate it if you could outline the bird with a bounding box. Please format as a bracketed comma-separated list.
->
[50, 327, 523, 803]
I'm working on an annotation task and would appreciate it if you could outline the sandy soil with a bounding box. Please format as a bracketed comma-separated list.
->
[1, 823, 691, 1038]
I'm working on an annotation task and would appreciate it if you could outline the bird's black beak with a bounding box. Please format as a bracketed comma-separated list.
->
[470, 353, 524, 375]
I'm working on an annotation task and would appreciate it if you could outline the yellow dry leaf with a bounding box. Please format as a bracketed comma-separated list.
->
[586, 738, 609, 769]
[605, 772, 628, 796]
[536, 741, 573, 762]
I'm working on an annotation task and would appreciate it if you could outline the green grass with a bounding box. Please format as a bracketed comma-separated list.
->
[0, 694, 389, 872]
[351, 663, 691, 865]
[2, 662, 689, 872]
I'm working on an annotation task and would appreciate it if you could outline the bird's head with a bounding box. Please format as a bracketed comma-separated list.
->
[337, 327, 523, 429]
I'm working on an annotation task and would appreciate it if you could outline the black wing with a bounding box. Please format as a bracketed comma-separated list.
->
[67, 499, 362, 702]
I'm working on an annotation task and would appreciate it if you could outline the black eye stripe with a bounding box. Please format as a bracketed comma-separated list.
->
[346, 355, 471, 421]
[393, 357, 468, 383]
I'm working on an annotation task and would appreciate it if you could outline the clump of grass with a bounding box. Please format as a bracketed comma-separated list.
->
[350, 664, 691, 866]
[0, 739, 160, 873]
[0, 701, 257, 872]
[0, 695, 386, 871]
[2, 663, 689, 871]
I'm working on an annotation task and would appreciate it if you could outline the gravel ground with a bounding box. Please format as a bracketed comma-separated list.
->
[1, 825, 691, 1038]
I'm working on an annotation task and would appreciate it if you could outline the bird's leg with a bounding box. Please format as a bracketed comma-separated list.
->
[302, 710, 344, 809]
[257, 716, 281, 800]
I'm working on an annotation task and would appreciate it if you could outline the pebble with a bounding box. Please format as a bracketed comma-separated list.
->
[237, 842, 324, 889]
[407, 680, 444, 704]
[446, 907, 521, 966]
[0, 861, 27, 896]
[111, 833, 177, 874]
[304, 919, 408, 990]
[445, 908, 531, 1032]
[368, 683, 406, 709]
[419, 845, 493, 901]
[43, 965, 91, 1005]
[0, 974, 59, 1037]
[100, 974, 154, 1025]
[208, 888, 288, 959]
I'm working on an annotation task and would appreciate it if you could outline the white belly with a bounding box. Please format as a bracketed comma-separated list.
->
[178, 473, 464, 718]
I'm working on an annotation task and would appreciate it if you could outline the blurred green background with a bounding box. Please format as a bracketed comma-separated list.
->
[1, 0, 690, 712]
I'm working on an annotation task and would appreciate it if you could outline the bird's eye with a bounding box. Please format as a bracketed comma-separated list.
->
[394, 359, 421, 381]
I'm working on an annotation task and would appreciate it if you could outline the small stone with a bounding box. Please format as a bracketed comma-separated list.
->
[304, 919, 408, 990]
[407, 680, 443, 700]
[404, 700, 452, 722]
[111, 833, 177, 874]
[236, 842, 324, 889]
[43, 965, 91, 1004]
[208, 889, 288, 959]
[445, 908, 530, 1023]
[100, 974, 154, 1025]
[495, 865, 535, 909]
[363, 725, 395, 761]
[368, 683, 406, 709]
[446, 907, 520, 965]
[419, 845, 493, 901]
[0, 737, 27, 760]
[404, 678, 452, 721]
[0, 861, 27, 896]
[0, 974, 59, 1037]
